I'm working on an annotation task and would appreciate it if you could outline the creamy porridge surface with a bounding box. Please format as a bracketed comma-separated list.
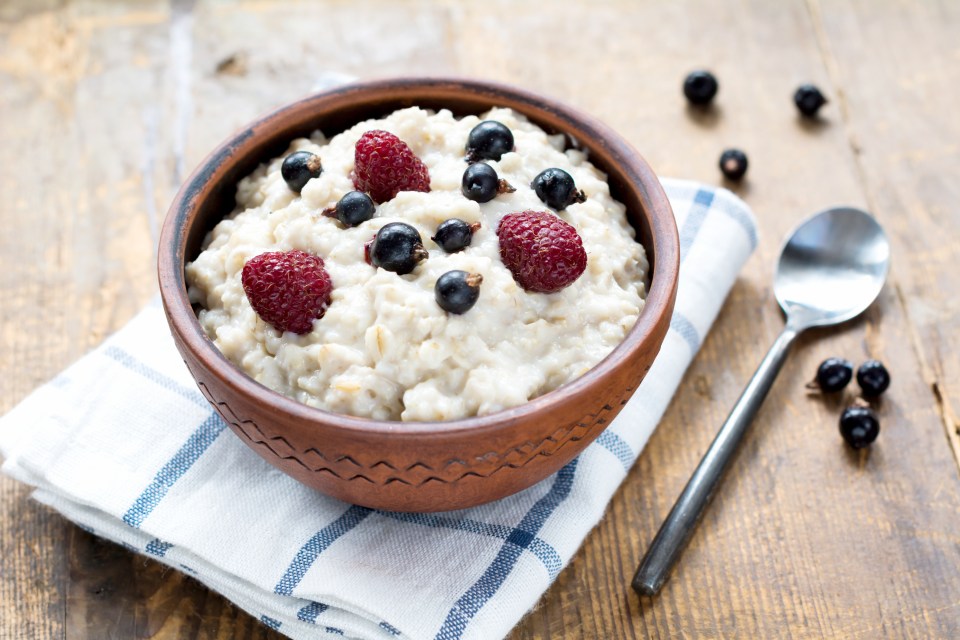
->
[186, 107, 649, 421]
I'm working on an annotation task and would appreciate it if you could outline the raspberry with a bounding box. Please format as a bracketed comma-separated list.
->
[497, 210, 587, 293]
[241, 250, 332, 334]
[353, 130, 430, 203]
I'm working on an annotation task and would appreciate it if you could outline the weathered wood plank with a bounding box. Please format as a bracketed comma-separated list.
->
[0, 3, 171, 638]
[809, 0, 960, 483]
[66, 529, 276, 640]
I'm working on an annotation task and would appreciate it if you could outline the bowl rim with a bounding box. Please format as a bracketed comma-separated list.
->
[158, 76, 679, 440]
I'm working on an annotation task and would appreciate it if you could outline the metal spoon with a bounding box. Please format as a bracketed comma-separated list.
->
[632, 206, 890, 597]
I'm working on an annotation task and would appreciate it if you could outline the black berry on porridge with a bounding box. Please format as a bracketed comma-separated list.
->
[281, 151, 323, 193]
[369, 222, 428, 275]
[322, 190, 376, 227]
[461, 162, 516, 204]
[432, 219, 480, 253]
[532, 168, 586, 211]
[435, 270, 482, 314]
[465, 120, 514, 162]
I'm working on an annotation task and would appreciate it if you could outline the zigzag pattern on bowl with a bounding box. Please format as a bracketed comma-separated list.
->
[196, 381, 634, 486]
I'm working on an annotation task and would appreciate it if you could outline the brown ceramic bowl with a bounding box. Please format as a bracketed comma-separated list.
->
[158, 77, 679, 512]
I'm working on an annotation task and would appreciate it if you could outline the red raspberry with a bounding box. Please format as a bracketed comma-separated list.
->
[497, 210, 587, 293]
[353, 130, 431, 203]
[241, 250, 332, 334]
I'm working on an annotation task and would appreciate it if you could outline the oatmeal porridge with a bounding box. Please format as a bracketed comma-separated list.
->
[185, 107, 648, 421]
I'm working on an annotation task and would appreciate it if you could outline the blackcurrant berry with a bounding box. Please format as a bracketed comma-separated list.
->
[435, 271, 482, 314]
[812, 357, 854, 393]
[369, 223, 428, 275]
[794, 84, 828, 117]
[531, 168, 586, 211]
[461, 163, 515, 203]
[839, 404, 880, 449]
[466, 121, 514, 162]
[857, 360, 891, 397]
[719, 149, 748, 181]
[683, 70, 719, 106]
[323, 191, 375, 227]
[432, 219, 480, 253]
[281, 150, 322, 192]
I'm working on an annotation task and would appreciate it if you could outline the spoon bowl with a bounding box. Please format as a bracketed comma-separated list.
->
[776, 207, 890, 327]
[633, 205, 890, 596]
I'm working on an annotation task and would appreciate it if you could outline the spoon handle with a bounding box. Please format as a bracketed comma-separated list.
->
[632, 325, 800, 597]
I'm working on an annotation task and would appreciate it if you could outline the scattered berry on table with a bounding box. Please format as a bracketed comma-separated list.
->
[839, 402, 880, 449]
[353, 130, 430, 203]
[435, 270, 483, 314]
[497, 210, 587, 293]
[532, 168, 586, 211]
[793, 84, 828, 117]
[683, 70, 719, 106]
[432, 218, 481, 253]
[719, 149, 749, 181]
[465, 120, 515, 162]
[241, 250, 332, 335]
[857, 360, 891, 397]
[322, 191, 375, 227]
[369, 222, 428, 275]
[810, 357, 854, 393]
[461, 162, 515, 203]
[281, 151, 323, 193]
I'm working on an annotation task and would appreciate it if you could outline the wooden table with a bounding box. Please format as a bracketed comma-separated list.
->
[2, 1, 959, 637]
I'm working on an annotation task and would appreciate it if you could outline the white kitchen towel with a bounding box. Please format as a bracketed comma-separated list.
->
[0, 179, 756, 640]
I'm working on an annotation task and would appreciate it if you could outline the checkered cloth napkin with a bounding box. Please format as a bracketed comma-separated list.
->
[0, 179, 756, 640]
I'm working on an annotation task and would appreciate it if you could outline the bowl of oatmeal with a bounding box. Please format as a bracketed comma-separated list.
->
[158, 78, 679, 511]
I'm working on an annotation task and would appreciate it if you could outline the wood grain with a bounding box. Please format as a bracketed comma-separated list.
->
[2, 0, 959, 638]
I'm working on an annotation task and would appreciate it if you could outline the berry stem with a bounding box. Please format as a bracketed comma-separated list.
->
[465, 273, 483, 288]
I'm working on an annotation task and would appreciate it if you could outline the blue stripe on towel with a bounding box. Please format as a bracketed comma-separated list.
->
[122, 412, 226, 528]
[594, 430, 635, 471]
[297, 601, 329, 624]
[325, 627, 344, 635]
[376, 511, 563, 579]
[434, 459, 579, 640]
[103, 346, 208, 407]
[678, 188, 715, 262]
[275, 505, 373, 596]
[260, 615, 281, 630]
[380, 621, 402, 635]
[145, 539, 174, 557]
[670, 312, 701, 353]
